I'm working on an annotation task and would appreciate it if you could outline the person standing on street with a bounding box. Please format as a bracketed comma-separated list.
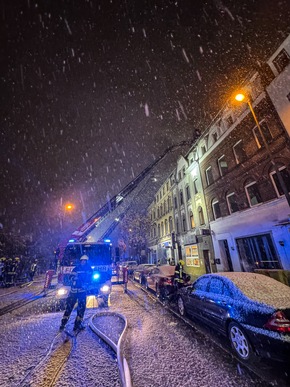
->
[29, 259, 38, 281]
[59, 255, 93, 332]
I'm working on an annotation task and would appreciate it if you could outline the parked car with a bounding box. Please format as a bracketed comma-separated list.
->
[133, 264, 156, 284]
[119, 260, 138, 275]
[144, 265, 176, 299]
[177, 272, 290, 363]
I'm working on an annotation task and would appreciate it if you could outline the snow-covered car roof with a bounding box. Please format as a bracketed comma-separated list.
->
[157, 265, 175, 276]
[212, 272, 290, 310]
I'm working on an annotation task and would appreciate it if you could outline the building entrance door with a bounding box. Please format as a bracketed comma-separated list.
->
[203, 250, 211, 273]
[219, 240, 233, 271]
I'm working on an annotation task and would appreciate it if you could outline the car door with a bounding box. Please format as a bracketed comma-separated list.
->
[185, 277, 211, 318]
[200, 277, 233, 333]
[146, 268, 160, 290]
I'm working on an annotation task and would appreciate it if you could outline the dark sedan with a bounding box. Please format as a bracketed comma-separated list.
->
[133, 264, 156, 284]
[144, 265, 176, 299]
[177, 272, 290, 363]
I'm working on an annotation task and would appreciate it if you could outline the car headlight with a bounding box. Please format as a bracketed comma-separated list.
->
[100, 284, 110, 293]
[57, 288, 68, 296]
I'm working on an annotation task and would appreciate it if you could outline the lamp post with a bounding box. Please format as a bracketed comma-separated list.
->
[235, 93, 290, 208]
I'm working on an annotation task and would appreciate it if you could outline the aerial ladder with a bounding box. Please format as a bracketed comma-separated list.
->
[66, 140, 193, 245]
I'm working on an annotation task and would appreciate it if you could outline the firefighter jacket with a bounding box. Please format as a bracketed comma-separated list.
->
[70, 263, 93, 293]
[174, 261, 184, 283]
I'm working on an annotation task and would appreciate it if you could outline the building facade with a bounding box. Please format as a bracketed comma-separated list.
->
[147, 176, 175, 265]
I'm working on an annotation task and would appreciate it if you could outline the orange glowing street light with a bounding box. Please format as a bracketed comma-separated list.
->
[65, 203, 74, 211]
[234, 91, 290, 208]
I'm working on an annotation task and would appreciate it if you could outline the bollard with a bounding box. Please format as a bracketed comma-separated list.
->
[43, 269, 55, 295]
[123, 266, 128, 293]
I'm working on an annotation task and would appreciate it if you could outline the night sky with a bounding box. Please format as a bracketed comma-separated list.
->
[1, 0, 290, 253]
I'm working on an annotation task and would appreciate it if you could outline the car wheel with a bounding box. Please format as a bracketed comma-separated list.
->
[228, 322, 254, 362]
[177, 296, 186, 316]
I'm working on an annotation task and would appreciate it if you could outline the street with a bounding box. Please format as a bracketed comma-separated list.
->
[1, 277, 288, 387]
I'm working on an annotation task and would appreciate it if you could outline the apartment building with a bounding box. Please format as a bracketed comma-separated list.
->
[147, 176, 174, 264]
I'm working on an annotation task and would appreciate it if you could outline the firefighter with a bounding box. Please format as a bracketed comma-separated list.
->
[174, 258, 185, 290]
[4, 258, 16, 286]
[59, 255, 93, 332]
[0, 257, 6, 286]
[29, 259, 38, 281]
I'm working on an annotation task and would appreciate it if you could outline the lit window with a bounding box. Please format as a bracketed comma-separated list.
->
[189, 211, 195, 229]
[233, 140, 247, 164]
[212, 199, 222, 219]
[218, 155, 228, 176]
[253, 121, 273, 149]
[226, 192, 239, 213]
[245, 181, 262, 206]
[206, 166, 214, 185]
[270, 166, 290, 197]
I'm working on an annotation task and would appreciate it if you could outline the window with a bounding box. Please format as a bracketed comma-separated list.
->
[166, 181, 169, 191]
[245, 181, 262, 206]
[176, 219, 179, 234]
[161, 222, 164, 236]
[164, 201, 167, 214]
[158, 224, 160, 237]
[186, 186, 191, 201]
[182, 215, 187, 232]
[226, 192, 239, 213]
[168, 197, 171, 210]
[236, 234, 281, 271]
[272, 49, 290, 74]
[270, 166, 290, 197]
[165, 219, 168, 234]
[212, 132, 218, 143]
[253, 121, 273, 149]
[201, 145, 206, 155]
[212, 199, 222, 219]
[180, 190, 184, 205]
[205, 166, 214, 185]
[153, 211, 156, 220]
[218, 155, 228, 176]
[178, 171, 182, 181]
[194, 277, 210, 292]
[193, 179, 199, 194]
[157, 207, 160, 218]
[198, 206, 205, 225]
[208, 278, 225, 295]
[174, 196, 178, 209]
[169, 217, 173, 232]
[189, 211, 195, 229]
[233, 140, 247, 164]
[182, 167, 186, 176]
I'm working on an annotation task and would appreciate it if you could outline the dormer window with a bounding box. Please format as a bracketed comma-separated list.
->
[272, 49, 290, 74]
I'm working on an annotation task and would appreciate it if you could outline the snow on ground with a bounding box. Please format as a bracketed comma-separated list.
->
[0, 279, 270, 387]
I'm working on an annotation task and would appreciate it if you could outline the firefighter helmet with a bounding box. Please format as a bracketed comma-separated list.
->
[80, 255, 89, 261]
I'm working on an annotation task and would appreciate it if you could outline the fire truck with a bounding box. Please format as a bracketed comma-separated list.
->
[55, 140, 192, 307]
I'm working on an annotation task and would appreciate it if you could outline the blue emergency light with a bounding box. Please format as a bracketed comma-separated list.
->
[93, 272, 100, 281]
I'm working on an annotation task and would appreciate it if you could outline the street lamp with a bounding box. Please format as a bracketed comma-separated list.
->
[234, 92, 290, 208]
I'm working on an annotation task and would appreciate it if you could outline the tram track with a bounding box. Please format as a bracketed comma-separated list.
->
[0, 291, 45, 317]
